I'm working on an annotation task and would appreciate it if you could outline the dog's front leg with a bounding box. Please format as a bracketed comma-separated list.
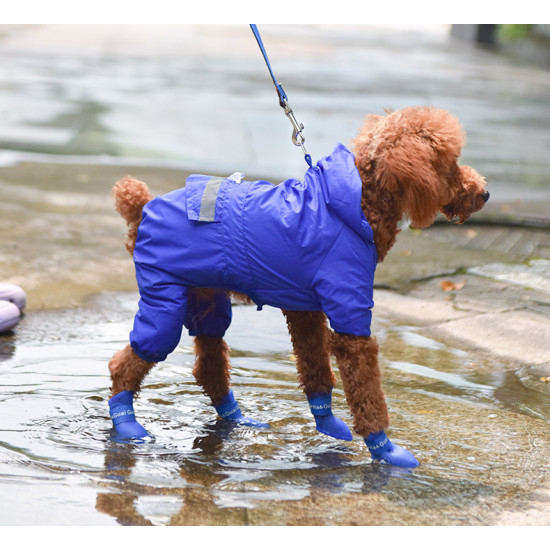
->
[332, 333, 419, 467]
[331, 334, 389, 434]
[283, 310, 352, 441]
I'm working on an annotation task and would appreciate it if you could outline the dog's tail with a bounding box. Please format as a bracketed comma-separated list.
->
[112, 176, 154, 255]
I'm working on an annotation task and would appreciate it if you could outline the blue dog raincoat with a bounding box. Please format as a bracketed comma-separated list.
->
[130, 143, 377, 362]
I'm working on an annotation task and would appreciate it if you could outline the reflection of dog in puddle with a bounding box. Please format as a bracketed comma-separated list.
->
[96, 436, 407, 526]
[107, 106, 488, 467]
[0, 337, 16, 362]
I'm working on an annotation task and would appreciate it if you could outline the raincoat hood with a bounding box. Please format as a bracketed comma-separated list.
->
[315, 143, 373, 243]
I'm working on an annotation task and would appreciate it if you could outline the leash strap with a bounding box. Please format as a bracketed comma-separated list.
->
[250, 24, 288, 107]
[250, 24, 313, 168]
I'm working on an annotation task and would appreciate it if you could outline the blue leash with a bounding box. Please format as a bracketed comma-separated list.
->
[250, 24, 313, 168]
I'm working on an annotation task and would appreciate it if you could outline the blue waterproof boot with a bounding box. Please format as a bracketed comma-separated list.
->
[365, 431, 419, 468]
[109, 390, 150, 440]
[308, 392, 353, 441]
[215, 390, 269, 428]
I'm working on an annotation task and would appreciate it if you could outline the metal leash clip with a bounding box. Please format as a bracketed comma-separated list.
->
[282, 100, 312, 166]
[283, 100, 305, 147]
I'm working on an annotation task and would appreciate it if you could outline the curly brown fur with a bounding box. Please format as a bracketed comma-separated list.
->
[353, 106, 488, 261]
[192, 335, 232, 406]
[113, 176, 153, 254]
[442, 165, 489, 223]
[108, 344, 156, 397]
[331, 334, 390, 435]
[283, 310, 336, 397]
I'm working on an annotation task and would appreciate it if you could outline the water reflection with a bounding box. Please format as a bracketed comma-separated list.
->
[0, 333, 16, 362]
[95, 420, 406, 525]
[493, 370, 550, 420]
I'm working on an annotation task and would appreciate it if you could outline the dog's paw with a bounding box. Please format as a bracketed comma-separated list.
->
[111, 420, 150, 440]
[314, 414, 353, 441]
[308, 391, 353, 441]
[215, 390, 269, 428]
[365, 431, 419, 468]
[109, 390, 151, 442]
[230, 416, 270, 429]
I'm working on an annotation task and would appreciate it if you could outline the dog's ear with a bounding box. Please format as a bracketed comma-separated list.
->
[376, 138, 444, 227]
[373, 107, 465, 228]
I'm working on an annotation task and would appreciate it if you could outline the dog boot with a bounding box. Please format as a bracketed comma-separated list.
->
[365, 431, 419, 468]
[109, 390, 150, 440]
[215, 390, 269, 428]
[0, 283, 26, 312]
[308, 392, 353, 441]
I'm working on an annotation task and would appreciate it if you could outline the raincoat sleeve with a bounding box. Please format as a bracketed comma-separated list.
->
[313, 228, 377, 337]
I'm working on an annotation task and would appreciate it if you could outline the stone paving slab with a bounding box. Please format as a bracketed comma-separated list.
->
[375, 288, 550, 367]
[374, 216, 550, 380]
[426, 223, 550, 263]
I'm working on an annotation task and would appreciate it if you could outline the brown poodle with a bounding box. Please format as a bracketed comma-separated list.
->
[107, 106, 488, 467]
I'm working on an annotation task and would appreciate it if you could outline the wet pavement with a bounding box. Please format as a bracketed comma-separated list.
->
[1, 24, 550, 526]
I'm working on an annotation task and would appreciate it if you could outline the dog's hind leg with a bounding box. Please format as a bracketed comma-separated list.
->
[192, 335, 232, 406]
[108, 344, 156, 439]
[109, 344, 156, 397]
[283, 310, 335, 394]
[193, 336, 268, 428]
[190, 289, 268, 428]
[283, 310, 352, 441]
[332, 333, 419, 467]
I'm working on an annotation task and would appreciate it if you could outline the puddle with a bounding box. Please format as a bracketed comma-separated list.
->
[1, 294, 550, 525]
[382, 322, 550, 419]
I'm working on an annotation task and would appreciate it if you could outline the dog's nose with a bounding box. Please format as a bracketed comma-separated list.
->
[481, 190, 490, 202]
